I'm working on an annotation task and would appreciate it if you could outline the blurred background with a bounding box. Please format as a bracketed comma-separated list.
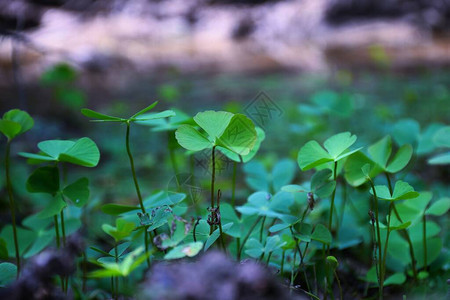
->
[1, 0, 449, 220]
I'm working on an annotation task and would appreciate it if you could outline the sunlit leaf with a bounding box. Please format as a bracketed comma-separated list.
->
[63, 177, 89, 207]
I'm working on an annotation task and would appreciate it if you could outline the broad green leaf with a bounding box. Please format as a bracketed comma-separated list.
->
[409, 221, 440, 242]
[0, 109, 34, 140]
[133, 110, 176, 122]
[272, 159, 297, 191]
[417, 123, 444, 155]
[147, 206, 173, 232]
[371, 185, 391, 200]
[344, 152, 383, 187]
[130, 101, 158, 118]
[281, 184, 306, 193]
[295, 223, 313, 242]
[379, 219, 411, 231]
[372, 181, 419, 201]
[164, 242, 203, 260]
[193, 111, 233, 140]
[38, 140, 75, 158]
[298, 140, 332, 171]
[269, 223, 291, 232]
[0, 225, 36, 256]
[324, 132, 357, 159]
[368, 136, 392, 168]
[217, 114, 257, 155]
[63, 177, 89, 207]
[81, 108, 125, 122]
[218, 127, 265, 163]
[204, 223, 233, 251]
[37, 193, 67, 218]
[386, 144, 413, 173]
[24, 231, 54, 258]
[426, 197, 450, 216]
[311, 169, 332, 190]
[175, 125, 212, 151]
[413, 237, 442, 269]
[403, 191, 432, 213]
[0, 263, 17, 286]
[59, 137, 100, 167]
[384, 273, 406, 286]
[0, 238, 7, 259]
[281, 234, 296, 250]
[219, 204, 242, 238]
[101, 204, 140, 215]
[428, 152, 450, 165]
[245, 238, 264, 258]
[19, 152, 55, 162]
[3, 109, 34, 135]
[433, 126, 450, 147]
[392, 181, 419, 200]
[243, 161, 270, 192]
[26, 166, 60, 194]
[392, 119, 420, 146]
[90, 247, 148, 278]
[0, 120, 21, 140]
[102, 218, 135, 242]
[265, 235, 285, 253]
[335, 147, 363, 161]
[311, 224, 332, 245]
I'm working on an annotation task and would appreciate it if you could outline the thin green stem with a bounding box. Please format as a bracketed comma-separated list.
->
[327, 161, 338, 254]
[54, 215, 60, 249]
[266, 251, 273, 266]
[238, 216, 262, 259]
[290, 250, 297, 295]
[125, 122, 146, 214]
[5, 140, 20, 277]
[125, 122, 151, 268]
[231, 161, 237, 207]
[60, 210, 66, 247]
[144, 229, 151, 267]
[259, 216, 266, 243]
[82, 251, 87, 293]
[368, 179, 383, 300]
[423, 214, 427, 272]
[381, 202, 394, 298]
[111, 277, 115, 299]
[386, 173, 418, 281]
[167, 132, 179, 175]
[333, 269, 343, 300]
[209, 146, 216, 234]
[114, 243, 119, 299]
[281, 250, 285, 274]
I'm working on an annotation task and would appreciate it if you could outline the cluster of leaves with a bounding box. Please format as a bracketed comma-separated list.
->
[0, 103, 448, 300]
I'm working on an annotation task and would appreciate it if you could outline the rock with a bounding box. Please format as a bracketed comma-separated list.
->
[141, 251, 306, 300]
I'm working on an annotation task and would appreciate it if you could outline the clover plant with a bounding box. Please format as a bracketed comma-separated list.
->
[0, 109, 34, 276]
[175, 110, 257, 240]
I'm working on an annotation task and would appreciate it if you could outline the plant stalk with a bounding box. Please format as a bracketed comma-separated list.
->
[327, 161, 338, 254]
[231, 161, 237, 207]
[54, 215, 60, 248]
[368, 179, 383, 300]
[385, 173, 418, 281]
[5, 140, 21, 277]
[125, 122, 151, 267]
[238, 216, 262, 259]
[381, 202, 394, 298]
[333, 269, 343, 300]
[423, 214, 427, 272]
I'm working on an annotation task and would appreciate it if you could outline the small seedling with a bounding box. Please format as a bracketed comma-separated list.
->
[0, 109, 34, 276]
